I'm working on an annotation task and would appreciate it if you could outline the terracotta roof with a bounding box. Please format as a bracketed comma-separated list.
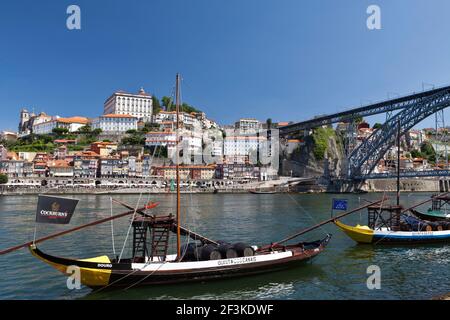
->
[74, 151, 100, 158]
[91, 141, 117, 146]
[54, 139, 77, 143]
[57, 117, 90, 124]
[48, 160, 71, 168]
[7, 152, 19, 160]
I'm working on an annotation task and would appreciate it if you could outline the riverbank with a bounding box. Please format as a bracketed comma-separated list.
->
[325, 177, 447, 193]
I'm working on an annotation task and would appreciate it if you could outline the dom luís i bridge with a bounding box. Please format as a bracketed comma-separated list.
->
[280, 85, 450, 181]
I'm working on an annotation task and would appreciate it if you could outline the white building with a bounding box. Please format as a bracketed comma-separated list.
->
[153, 111, 201, 129]
[104, 88, 153, 122]
[224, 135, 267, 164]
[145, 131, 178, 149]
[33, 117, 89, 135]
[92, 114, 138, 133]
[234, 118, 261, 134]
[145, 130, 203, 159]
[0, 145, 8, 161]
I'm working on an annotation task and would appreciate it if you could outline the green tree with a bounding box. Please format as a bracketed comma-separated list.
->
[373, 123, 383, 129]
[78, 124, 92, 133]
[92, 128, 103, 136]
[161, 96, 173, 111]
[410, 149, 424, 159]
[420, 141, 436, 156]
[312, 127, 335, 160]
[152, 95, 162, 114]
[354, 116, 364, 124]
[52, 127, 69, 136]
[0, 174, 8, 184]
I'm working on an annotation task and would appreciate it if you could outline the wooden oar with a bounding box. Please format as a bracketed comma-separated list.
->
[112, 198, 219, 245]
[401, 191, 450, 214]
[0, 202, 159, 256]
[259, 198, 387, 251]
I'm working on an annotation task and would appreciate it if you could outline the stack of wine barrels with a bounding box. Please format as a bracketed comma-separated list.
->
[181, 241, 256, 261]
[181, 242, 203, 261]
[217, 241, 238, 259]
[232, 242, 255, 257]
[200, 244, 222, 261]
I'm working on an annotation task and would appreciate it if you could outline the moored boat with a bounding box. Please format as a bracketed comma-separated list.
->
[249, 190, 277, 194]
[29, 234, 331, 289]
[410, 194, 450, 222]
[335, 219, 450, 245]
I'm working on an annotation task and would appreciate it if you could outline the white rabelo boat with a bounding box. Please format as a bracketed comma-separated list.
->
[0, 74, 333, 290]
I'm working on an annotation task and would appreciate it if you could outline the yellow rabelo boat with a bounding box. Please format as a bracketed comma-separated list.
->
[335, 204, 450, 245]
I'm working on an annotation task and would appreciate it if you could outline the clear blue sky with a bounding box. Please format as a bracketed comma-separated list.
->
[1, 0, 450, 132]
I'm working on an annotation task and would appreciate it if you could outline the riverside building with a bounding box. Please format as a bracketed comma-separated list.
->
[103, 88, 153, 122]
[91, 114, 138, 133]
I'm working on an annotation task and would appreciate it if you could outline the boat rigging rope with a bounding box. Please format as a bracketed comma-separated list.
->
[110, 197, 116, 257]
[123, 259, 170, 291]
[286, 193, 330, 238]
[32, 224, 38, 245]
[118, 193, 143, 263]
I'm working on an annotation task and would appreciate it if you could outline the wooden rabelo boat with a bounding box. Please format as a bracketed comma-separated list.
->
[335, 204, 450, 245]
[335, 120, 450, 245]
[0, 74, 339, 290]
[410, 194, 450, 222]
[29, 225, 331, 288]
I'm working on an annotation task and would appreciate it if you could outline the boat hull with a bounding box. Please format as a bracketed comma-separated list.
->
[410, 209, 450, 222]
[29, 236, 330, 289]
[249, 190, 277, 194]
[335, 220, 450, 245]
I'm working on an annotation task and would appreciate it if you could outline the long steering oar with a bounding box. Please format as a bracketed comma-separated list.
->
[258, 197, 386, 251]
[400, 191, 450, 214]
[0, 202, 159, 256]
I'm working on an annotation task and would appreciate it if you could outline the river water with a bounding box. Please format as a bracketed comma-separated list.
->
[0, 192, 449, 300]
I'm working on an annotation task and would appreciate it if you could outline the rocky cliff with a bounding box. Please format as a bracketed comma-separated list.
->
[280, 128, 346, 183]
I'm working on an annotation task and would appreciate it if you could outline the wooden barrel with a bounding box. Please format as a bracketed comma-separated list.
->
[181, 243, 202, 261]
[218, 243, 238, 259]
[200, 244, 222, 261]
[233, 243, 255, 257]
[441, 222, 450, 230]
[429, 222, 443, 231]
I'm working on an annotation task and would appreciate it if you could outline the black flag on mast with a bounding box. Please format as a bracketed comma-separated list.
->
[35, 195, 79, 224]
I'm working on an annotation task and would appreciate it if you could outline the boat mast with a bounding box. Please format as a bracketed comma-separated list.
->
[175, 73, 181, 260]
[397, 118, 401, 206]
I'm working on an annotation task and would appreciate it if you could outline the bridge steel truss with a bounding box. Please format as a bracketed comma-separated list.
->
[363, 170, 450, 180]
[280, 85, 450, 136]
[349, 87, 450, 179]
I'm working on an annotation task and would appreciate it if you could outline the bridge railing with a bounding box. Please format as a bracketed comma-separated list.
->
[358, 169, 450, 180]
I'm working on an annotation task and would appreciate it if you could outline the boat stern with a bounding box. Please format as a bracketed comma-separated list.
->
[334, 220, 374, 244]
[29, 245, 113, 288]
